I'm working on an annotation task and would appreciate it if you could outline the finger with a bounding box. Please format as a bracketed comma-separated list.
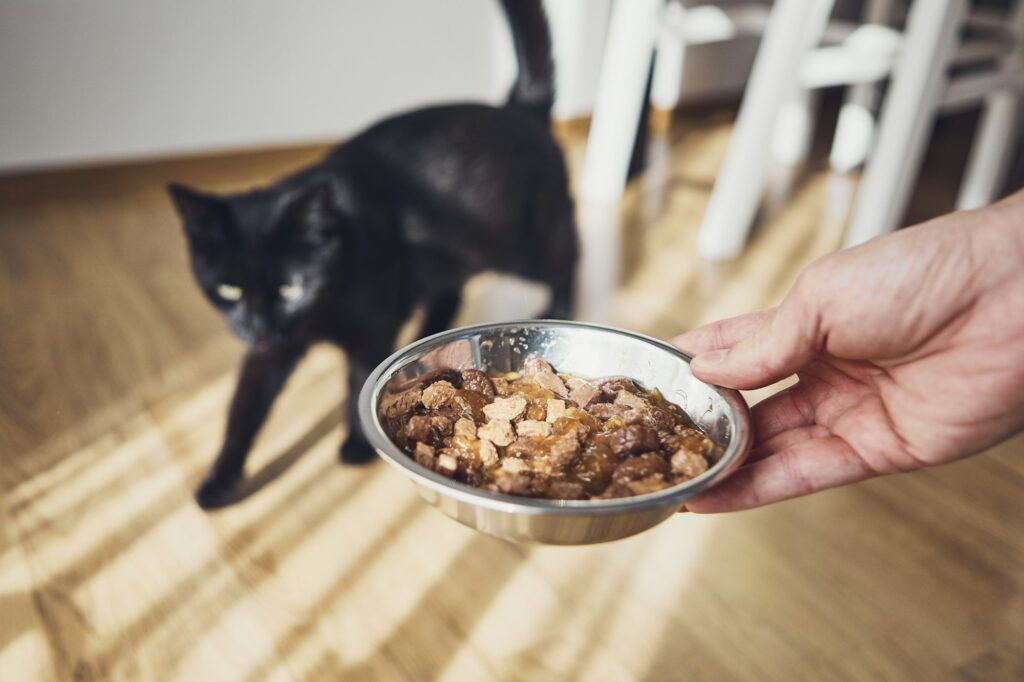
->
[690, 297, 821, 390]
[684, 435, 873, 513]
[749, 386, 815, 445]
[669, 309, 776, 357]
[673, 425, 825, 512]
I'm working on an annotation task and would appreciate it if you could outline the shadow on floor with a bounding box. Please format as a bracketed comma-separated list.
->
[302, 534, 528, 682]
[22, 406, 365, 679]
[233, 405, 343, 504]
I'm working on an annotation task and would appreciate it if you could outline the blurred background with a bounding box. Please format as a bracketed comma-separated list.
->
[1, 1, 1022, 680]
[0, 0, 752, 169]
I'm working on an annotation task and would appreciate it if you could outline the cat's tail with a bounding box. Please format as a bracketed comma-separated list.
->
[498, 0, 555, 121]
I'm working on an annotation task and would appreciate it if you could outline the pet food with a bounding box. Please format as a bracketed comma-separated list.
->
[379, 360, 720, 500]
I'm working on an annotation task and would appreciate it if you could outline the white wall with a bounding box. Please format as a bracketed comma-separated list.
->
[0, 0, 515, 171]
[0, 0, 759, 172]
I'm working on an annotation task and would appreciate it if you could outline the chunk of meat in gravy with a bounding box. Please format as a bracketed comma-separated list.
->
[460, 369, 496, 400]
[414, 442, 436, 469]
[546, 480, 586, 500]
[614, 390, 647, 410]
[449, 430, 498, 469]
[421, 380, 457, 410]
[421, 369, 463, 388]
[482, 394, 527, 422]
[639, 408, 678, 432]
[404, 415, 432, 443]
[626, 474, 671, 495]
[568, 382, 601, 408]
[452, 445, 484, 478]
[477, 419, 516, 447]
[588, 403, 630, 420]
[548, 432, 580, 467]
[476, 438, 499, 468]
[607, 425, 660, 457]
[494, 473, 538, 496]
[613, 453, 670, 483]
[671, 448, 709, 478]
[596, 482, 635, 499]
[492, 377, 513, 396]
[453, 417, 477, 438]
[563, 375, 587, 392]
[523, 356, 568, 397]
[506, 437, 546, 460]
[517, 420, 552, 438]
[499, 457, 529, 475]
[616, 391, 677, 431]
[381, 387, 422, 419]
[599, 377, 640, 399]
[545, 398, 566, 423]
[429, 411, 456, 438]
[436, 452, 458, 477]
[664, 430, 712, 455]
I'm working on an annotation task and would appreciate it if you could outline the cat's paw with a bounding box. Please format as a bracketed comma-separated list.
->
[340, 436, 377, 465]
[195, 474, 241, 510]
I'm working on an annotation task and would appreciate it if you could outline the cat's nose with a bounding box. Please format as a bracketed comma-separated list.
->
[248, 316, 270, 342]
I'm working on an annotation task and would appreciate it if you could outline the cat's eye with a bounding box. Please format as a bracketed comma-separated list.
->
[216, 283, 243, 302]
[279, 282, 304, 302]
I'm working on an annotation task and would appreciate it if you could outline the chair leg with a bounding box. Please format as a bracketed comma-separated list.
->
[696, 0, 820, 262]
[651, 0, 687, 112]
[580, 0, 664, 204]
[956, 0, 1024, 209]
[771, 89, 822, 167]
[844, 0, 968, 247]
[829, 0, 895, 173]
[956, 93, 1023, 210]
[770, 0, 836, 167]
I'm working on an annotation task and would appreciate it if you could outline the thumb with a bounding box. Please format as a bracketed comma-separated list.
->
[690, 297, 822, 390]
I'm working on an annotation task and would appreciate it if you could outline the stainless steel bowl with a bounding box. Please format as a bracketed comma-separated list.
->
[358, 320, 752, 545]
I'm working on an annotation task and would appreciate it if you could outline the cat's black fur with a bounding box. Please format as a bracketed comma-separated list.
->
[168, 0, 578, 509]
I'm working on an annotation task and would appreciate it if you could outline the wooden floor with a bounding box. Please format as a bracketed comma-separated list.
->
[2, 105, 1023, 682]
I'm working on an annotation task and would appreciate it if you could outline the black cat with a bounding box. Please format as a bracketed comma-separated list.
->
[168, 0, 578, 509]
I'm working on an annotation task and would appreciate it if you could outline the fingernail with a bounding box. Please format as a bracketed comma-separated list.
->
[693, 349, 728, 367]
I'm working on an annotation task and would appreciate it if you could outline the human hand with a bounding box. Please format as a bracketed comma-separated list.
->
[672, 190, 1024, 512]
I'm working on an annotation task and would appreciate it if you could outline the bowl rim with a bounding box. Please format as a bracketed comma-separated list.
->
[358, 319, 753, 516]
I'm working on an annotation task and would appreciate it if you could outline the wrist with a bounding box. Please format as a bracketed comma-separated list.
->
[964, 189, 1024, 284]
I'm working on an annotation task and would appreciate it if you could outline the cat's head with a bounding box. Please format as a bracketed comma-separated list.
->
[169, 180, 343, 350]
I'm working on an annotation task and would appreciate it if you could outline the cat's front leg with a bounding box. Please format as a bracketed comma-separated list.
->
[339, 354, 377, 464]
[197, 344, 307, 509]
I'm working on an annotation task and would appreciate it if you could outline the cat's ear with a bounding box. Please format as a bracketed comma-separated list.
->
[281, 181, 341, 242]
[168, 183, 230, 243]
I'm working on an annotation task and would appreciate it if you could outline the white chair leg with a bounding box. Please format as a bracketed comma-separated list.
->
[771, 89, 821, 167]
[957, 0, 1024, 210]
[575, 203, 621, 323]
[651, 1, 686, 112]
[829, 100, 877, 173]
[544, 0, 614, 121]
[770, 0, 836, 167]
[580, 0, 664, 204]
[844, 0, 968, 247]
[696, 0, 820, 262]
[956, 93, 1023, 210]
[829, 0, 895, 173]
